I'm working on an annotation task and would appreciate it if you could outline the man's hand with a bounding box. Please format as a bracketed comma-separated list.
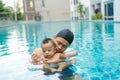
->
[66, 50, 78, 59]
[72, 50, 78, 56]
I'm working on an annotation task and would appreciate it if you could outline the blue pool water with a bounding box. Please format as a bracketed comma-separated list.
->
[0, 20, 120, 80]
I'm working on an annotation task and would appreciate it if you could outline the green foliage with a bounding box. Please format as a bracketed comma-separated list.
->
[92, 15, 96, 20]
[17, 12, 24, 20]
[77, 2, 85, 18]
[0, 1, 24, 20]
[92, 12, 102, 20]
[96, 12, 102, 19]
[4, 7, 13, 12]
[0, 1, 5, 12]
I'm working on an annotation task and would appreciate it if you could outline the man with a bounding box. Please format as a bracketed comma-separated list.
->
[31, 29, 82, 80]
[31, 28, 75, 66]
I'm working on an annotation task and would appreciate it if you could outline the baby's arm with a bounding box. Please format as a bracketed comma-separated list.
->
[44, 53, 61, 64]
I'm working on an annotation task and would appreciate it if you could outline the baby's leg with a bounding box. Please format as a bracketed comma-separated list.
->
[43, 64, 57, 73]
[57, 62, 66, 72]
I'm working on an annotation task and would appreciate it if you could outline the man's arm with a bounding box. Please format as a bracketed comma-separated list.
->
[31, 48, 43, 61]
[60, 51, 78, 59]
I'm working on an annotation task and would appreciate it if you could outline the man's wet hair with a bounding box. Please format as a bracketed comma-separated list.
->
[56, 29, 74, 45]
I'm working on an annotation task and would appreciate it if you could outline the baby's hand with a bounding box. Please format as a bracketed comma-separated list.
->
[43, 58, 49, 63]
[39, 58, 44, 64]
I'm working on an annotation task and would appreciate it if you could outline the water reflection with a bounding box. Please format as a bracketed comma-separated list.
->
[72, 21, 120, 80]
[0, 27, 10, 56]
[104, 22, 114, 38]
[91, 22, 104, 63]
[0, 21, 73, 56]
[0, 26, 20, 55]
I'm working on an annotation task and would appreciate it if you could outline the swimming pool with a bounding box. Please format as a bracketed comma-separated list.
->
[0, 20, 120, 80]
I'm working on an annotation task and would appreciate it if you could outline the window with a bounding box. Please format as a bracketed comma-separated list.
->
[26, 0, 34, 11]
[108, 3, 113, 16]
[104, 2, 114, 20]
[42, 0, 45, 7]
[74, 0, 78, 5]
[30, 1, 33, 8]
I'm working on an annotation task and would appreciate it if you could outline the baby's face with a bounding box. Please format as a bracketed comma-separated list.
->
[42, 41, 56, 58]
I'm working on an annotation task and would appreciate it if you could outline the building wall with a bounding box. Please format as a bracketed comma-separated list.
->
[40, 0, 70, 21]
[114, 0, 120, 21]
[70, 0, 89, 20]
[23, 0, 38, 21]
[90, 0, 102, 20]
[23, 0, 70, 21]
[70, 0, 79, 20]
[90, 0, 120, 21]
[90, 0, 102, 5]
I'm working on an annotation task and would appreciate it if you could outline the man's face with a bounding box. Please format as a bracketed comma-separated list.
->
[53, 36, 69, 53]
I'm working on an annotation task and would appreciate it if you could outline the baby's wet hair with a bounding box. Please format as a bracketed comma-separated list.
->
[42, 38, 56, 47]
